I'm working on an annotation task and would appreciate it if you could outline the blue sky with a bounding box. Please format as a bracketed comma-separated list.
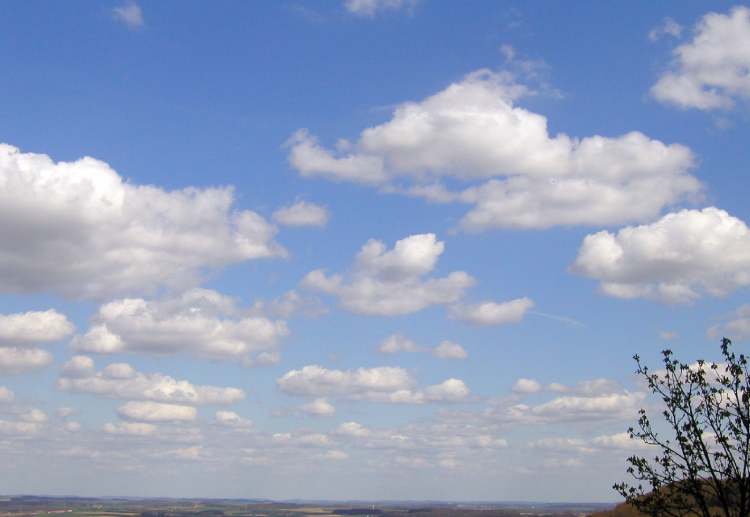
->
[1, 0, 750, 502]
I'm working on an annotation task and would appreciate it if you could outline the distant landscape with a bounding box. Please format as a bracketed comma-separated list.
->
[0, 497, 614, 517]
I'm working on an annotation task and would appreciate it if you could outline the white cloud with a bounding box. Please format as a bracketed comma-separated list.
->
[58, 360, 244, 405]
[651, 7, 750, 110]
[0, 347, 53, 374]
[278, 365, 469, 404]
[0, 419, 40, 436]
[103, 422, 157, 436]
[449, 297, 533, 326]
[512, 378, 542, 394]
[288, 70, 699, 230]
[215, 411, 253, 429]
[648, 17, 683, 42]
[300, 398, 336, 416]
[572, 207, 750, 303]
[337, 421, 370, 437]
[423, 379, 470, 402]
[117, 401, 197, 423]
[272, 432, 331, 448]
[273, 201, 329, 227]
[0, 310, 74, 345]
[19, 409, 47, 424]
[708, 305, 750, 340]
[344, 0, 412, 17]
[302, 233, 474, 316]
[113, 1, 144, 29]
[378, 334, 420, 354]
[249, 290, 328, 319]
[591, 432, 649, 450]
[60, 355, 95, 378]
[64, 421, 81, 433]
[530, 432, 648, 454]
[431, 340, 467, 360]
[72, 288, 288, 363]
[0, 143, 284, 299]
[322, 449, 349, 460]
[499, 392, 646, 424]
[0, 387, 14, 403]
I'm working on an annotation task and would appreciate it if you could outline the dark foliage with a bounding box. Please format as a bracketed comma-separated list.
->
[614, 338, 750, 517]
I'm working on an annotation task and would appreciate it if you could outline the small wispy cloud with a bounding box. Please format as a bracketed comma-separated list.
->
[648, 17, 682, 42]
[113, 1, 144, 30]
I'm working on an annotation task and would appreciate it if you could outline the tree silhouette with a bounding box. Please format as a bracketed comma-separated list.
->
[614, 338, 750, 517]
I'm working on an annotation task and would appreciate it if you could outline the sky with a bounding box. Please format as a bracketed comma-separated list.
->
[1, 0, 750, 503]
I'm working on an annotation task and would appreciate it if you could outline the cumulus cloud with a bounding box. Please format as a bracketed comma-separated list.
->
[530, 432, 648, 453]
[215, 411, 253, 429]
[0, 310, 74, 345]
[117, 401, 197, 423]
[337, 421, 370, 437]
[113, 1, 144, 29]
[344, 0, 412, 17]
[0, 143, 285, 299]
[431, 340, 467, 360]
[72, 288, 288, 363]
[273, 201, 329, 227]
[300, 398, 336, 416]
[572, 207, 750, 303]
[0, 347, 53, 374]
[278, 365, 469, 404]
[497, 392, 645, 424]
[58, 359, 244, 405]
[60, 355, 95, 378]
[512, 378, 542, 394]
[103, 422, 157, 436]
[288, 70, 699, 230]
[651, 7, 750, 110]
[378, 334, 420, 354]
[449, 297, 533, 326]
[302, 233, 474, 316]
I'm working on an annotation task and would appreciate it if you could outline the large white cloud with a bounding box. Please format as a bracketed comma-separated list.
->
[58, 358, 244, 405]
[0, 310, 74, 345]
[117, 401, 197, 422]
[302, 233, 474, 316]
[72, 288, 288, 363]
[288, 70, 699, 230]
[0, 143, 285, 299]
[572, 207, 750, 303]
[0, 347, 53, 374]
[278, 365, 469, 404]
[651, 7, 750, 110]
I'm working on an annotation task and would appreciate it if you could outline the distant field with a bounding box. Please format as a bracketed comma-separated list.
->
[0, 496, 614, 517]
